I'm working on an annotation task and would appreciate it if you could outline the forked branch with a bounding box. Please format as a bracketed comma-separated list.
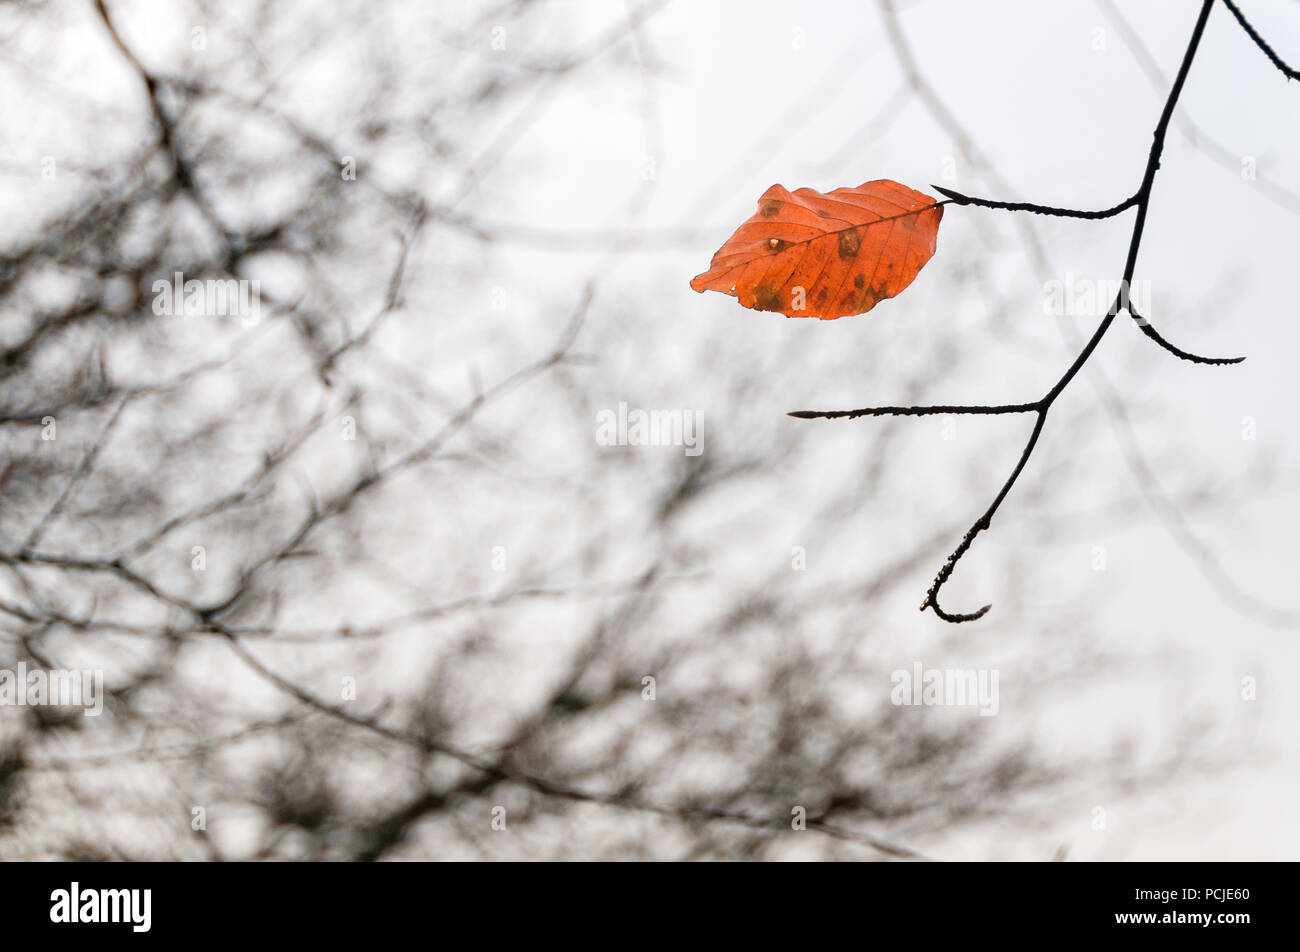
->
[792, 0, 1282, 622]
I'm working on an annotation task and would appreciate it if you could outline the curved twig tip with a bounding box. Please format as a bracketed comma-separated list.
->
[1126, 306, 1246, 365]
[923, 599, 993, 624]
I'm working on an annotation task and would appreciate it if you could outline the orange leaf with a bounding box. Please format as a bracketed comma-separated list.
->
[690, 180, 944, 320]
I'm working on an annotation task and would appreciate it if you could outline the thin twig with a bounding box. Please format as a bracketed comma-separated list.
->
[931, 185, 1139, 220]
[1221, 0, 1300, 80]
[788, 403, 1038, 421]
[1126, 304, 1245, 365]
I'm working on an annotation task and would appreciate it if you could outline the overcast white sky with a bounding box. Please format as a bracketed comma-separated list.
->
[3, 0, 1299, 859]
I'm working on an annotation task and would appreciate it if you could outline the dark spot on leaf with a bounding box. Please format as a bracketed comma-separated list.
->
[853, 274, 865, 290]
[759, 199, 782, 217]
[753, 285, 783, 311]
[816, 208, 830, 218]
[837, 229, 860, 260]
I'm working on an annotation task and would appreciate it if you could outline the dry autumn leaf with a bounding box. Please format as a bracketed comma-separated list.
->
[690, 179, 944, 320]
